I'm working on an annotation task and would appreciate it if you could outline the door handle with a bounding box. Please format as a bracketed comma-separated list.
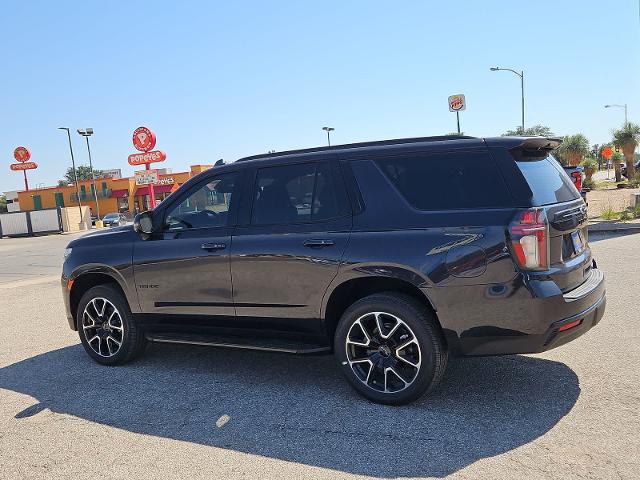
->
[201, 242, 226, 251]
[303, 239, 335, 248]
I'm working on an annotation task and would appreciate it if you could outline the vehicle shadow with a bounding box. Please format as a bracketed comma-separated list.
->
[0, 343, 580, 478]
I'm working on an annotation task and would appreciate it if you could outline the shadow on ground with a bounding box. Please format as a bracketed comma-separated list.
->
[0, 343, 579, 478]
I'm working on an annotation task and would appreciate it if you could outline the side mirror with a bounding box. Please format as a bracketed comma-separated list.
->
[134, 211, 154, 235]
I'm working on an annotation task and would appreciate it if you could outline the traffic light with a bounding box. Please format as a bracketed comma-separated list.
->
[615, 145, 620, 153]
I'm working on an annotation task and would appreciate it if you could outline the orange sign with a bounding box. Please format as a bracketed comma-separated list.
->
[128, 150, 167, 166]
[10, 161, 38, 170]
[14, 146, 31, 162]
[602, 146, 613, 159]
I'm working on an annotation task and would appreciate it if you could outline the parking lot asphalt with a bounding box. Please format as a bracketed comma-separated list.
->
[1, 231, 639, 480]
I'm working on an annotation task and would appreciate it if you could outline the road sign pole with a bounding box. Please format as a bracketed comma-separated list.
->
[23, 170, 29, 191]
[456, 111, 461, 134]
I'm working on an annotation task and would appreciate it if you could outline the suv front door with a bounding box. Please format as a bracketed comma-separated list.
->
[230, 160, 351, 333]
[133, 171, 242, 317]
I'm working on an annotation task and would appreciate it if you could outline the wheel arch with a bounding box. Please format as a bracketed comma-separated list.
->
[69, 268, 131, 330]
[322, 274, 442, 346]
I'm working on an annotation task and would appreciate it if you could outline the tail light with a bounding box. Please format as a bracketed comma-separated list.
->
[509, 208, 549, 270]
[570, 171, 582, 192]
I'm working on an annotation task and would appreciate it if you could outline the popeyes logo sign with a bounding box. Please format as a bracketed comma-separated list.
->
[127, 126, 166, 166]
[128, 150, 167, 166]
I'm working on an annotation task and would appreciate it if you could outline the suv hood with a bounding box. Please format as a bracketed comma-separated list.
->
[66, 225, 136, 248]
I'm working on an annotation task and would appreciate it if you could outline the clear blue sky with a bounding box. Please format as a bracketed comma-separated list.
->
[1, 0, 639, 192]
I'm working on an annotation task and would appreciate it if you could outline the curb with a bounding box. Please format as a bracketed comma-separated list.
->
[588, 223, 640, 233]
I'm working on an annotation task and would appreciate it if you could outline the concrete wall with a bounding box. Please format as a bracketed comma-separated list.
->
[60, 206, 91, 233]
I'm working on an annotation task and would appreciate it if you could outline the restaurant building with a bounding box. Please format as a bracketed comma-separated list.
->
[15, 165, 212, 214]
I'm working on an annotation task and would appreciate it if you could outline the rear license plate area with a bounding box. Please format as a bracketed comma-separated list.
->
[571, 230, 585, 254]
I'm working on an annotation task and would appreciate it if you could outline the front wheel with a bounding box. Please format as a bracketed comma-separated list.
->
[77, 284, 146, 365]
[334, 293, 448, 405]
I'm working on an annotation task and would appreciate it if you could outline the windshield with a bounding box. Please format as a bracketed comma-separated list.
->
[515, 155, 581, 205]
[103, 214, 119, 220]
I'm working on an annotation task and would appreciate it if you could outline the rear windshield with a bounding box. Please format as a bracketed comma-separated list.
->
[516, 155, 580, 205]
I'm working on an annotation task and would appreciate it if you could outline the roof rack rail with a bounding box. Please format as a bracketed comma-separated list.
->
[236, 135, 477, 162]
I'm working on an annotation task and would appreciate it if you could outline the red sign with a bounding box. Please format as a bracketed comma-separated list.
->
[14, 146, 31, 162]
[128, 150, 166, 166]
[10, 161, 38, 171]
[132, 126, 157, 152]
[602, 146, 613, 159]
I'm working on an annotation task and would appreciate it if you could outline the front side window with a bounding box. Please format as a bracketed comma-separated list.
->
[251, 162, 343, 225]
[164, 172, 238, 230]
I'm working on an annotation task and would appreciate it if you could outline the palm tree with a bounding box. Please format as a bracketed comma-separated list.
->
[613, 123, 640, 180]
[557, 134, 589, 167]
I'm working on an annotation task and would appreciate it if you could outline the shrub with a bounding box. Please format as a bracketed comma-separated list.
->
[620, 210, 632, 221]
[582, 178, 595, 190]
[600, 206, 619, 220]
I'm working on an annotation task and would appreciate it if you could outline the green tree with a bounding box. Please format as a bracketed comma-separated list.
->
[556, 134, 589, 167]
[503, 124, 554, 137]
[0, 195, 7, 213]
[58, 165, 104, 186]
[613, 123, 640, 180]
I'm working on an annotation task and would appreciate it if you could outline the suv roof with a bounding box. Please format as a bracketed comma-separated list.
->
[234, 135, 560, 165]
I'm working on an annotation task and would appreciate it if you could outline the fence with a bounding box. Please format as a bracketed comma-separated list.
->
[0, 208, 63, 238]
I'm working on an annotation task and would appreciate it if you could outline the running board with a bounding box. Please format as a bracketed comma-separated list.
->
[145, 332, 331, 354]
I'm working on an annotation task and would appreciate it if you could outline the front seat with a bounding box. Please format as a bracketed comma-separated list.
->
[253, 184, 298, 224]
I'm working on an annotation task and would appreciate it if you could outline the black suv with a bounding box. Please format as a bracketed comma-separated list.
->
[62, 136, 606, 405]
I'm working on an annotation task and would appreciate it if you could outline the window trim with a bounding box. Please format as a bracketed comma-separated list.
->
[159, 170, 243, 233]
[248, 160, 350, 227]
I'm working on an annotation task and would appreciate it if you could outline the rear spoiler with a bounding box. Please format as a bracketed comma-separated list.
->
[510, 137, 562, 160]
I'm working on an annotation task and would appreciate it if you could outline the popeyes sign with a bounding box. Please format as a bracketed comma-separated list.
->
[128, 126, 166, 166]
[10, 146, 38, 190]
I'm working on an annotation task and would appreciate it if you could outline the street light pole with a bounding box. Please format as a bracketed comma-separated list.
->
[78, 128, 100, 219]
[604, 104, 628, 127]
[58, 127, 83, 222]
[490, 67, 525, 132]
[322, 126, 335, 146]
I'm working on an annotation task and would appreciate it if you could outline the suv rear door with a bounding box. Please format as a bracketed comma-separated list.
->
[230, 159, 351, 331]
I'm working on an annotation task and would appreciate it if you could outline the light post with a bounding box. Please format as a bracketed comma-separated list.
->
[77, 128, 101, 220]
[604, 104, 628, 126]
[58, 127, 84, 226]
[322, 126, 335, 146]
[490, 67, 525, 132]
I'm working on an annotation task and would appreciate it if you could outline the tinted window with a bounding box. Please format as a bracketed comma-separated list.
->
[252, 162, 343, 225]
[165, 172, 239, 230]
[376, 151, 512, 210]
[516, 156, 581, 205]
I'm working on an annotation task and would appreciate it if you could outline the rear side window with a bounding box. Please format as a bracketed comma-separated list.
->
[515, 156, 581, 205]
[375, 150, 512, 210]
[251, 162, 345, 225]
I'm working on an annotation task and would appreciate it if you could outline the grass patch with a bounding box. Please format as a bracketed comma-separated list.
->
[600, 206, 619, 220]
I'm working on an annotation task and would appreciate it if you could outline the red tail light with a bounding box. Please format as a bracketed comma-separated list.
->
[509, 208, 549, 270]
[570, 171, 582, 192]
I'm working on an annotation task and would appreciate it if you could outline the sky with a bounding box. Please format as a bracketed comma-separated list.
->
[1, 0, 639, 193]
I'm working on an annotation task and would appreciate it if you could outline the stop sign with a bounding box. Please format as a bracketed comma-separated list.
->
[602, 146, 613, 159]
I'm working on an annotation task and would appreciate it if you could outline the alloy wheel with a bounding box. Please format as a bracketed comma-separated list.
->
[345, 311, 421, 393]
[82, 297, 125, 358]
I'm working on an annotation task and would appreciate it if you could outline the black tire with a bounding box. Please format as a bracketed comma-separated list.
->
[76, 284, 146, 365]
[334, 292, 447, 405]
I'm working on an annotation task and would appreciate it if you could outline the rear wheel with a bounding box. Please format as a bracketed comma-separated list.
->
[77, 284, 146, 365]
[334, 292, 447, 405]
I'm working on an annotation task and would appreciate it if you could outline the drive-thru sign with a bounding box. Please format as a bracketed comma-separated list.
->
[127, 127, 166, 209]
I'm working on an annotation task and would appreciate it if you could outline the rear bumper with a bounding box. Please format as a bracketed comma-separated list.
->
[447, 266, 606, 356]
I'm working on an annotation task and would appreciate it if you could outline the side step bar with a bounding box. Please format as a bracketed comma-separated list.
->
[145, 332, 331, 354]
